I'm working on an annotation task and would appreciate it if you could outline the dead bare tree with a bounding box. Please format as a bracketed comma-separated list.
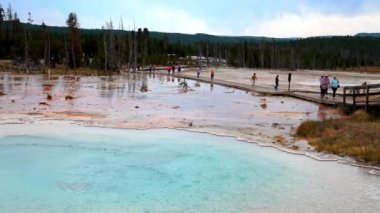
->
[41, 22, 50, 74]
[260, 40, 265, 68]
[102, 25, 107, 72]
[197, 43, 203, 66]
[206, 40, 210, 66]
[24, 31, 30, 73]
[128, 26, 133, 72]
[133, 23, 137, 72]
[119, 17, 126, 73]
[64, 36, 69, 76]
[143, 28, 149, 68]
[24, 12, 33, 74]
[102, 18, 119, 72]
[107, 19, 115, 71]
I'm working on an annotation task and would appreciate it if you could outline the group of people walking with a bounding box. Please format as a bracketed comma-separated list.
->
[194, 69, 342, 99]
[320, 75, 340, 99]
[250, 72, 340, 98]
[167, 64, 182, 75]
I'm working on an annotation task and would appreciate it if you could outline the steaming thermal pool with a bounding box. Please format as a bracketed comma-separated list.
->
[0, 123, 379, 212]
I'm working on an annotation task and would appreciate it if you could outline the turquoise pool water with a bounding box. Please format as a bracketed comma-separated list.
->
[0, 124, 379, 212]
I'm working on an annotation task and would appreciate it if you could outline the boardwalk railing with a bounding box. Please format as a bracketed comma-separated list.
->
[343, 83, 380, 110]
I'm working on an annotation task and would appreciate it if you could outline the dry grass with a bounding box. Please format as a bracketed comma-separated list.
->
[0, 60, 12, 66]
[0, 63, 110, 76]
[296, 110, 380, 163]
[65, 95, 74, 100]
[342, 66, 380, 73]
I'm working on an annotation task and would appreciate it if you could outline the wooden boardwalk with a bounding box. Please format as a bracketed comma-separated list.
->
[175, 73, 380, 110]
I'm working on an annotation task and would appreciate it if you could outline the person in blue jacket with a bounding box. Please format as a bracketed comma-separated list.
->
[330, 76, 340, 98]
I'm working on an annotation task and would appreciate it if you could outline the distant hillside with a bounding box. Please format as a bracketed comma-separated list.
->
[8, 22, 380, 43]
[356, 33, 380, 38]
[19, 22, 290, 44]
[148, 32, 292, 44]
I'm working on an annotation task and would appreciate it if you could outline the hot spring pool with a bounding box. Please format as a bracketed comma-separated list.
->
[0, 123, 379, 212]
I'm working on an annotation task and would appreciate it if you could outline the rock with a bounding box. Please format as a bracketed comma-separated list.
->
[188, 122, 193, 127]
[39, 102, 49, 106]
[0, 92, 6, 96]
[11, 100, 15, 103]
[47, 94, 52, 100]
[140, 85, 148, 92]
[135, 106, 139, 109]
[65, 95, 74, 100]
[260, 103, 267, 109]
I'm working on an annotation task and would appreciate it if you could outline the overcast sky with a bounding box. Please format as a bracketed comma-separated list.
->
[4, 0, 380, 37]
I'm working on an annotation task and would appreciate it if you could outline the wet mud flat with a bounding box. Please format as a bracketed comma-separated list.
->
[1, 72, 341, 158]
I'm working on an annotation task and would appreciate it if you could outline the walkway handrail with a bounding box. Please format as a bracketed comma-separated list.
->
[343, 83, 380, 110]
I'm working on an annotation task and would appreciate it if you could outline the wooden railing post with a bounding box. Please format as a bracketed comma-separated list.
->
[343, 87, 346, 107]
[340, 84, 379, 111]
[365, 86, 370, 111]
[353, 88, 356, 110]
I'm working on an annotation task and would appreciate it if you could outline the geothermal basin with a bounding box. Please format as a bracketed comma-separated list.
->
[0, 123, 379, 212]
[0, 72, 379, 212]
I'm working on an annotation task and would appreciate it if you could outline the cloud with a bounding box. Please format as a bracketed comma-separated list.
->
[244, 12, 380, 37]
[142, 7, 231, 35]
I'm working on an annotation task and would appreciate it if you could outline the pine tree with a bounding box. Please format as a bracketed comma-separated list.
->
[66, 12, 81, 70]
[0, 4, 4, 40]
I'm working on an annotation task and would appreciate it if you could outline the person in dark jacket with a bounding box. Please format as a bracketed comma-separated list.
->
[274, 75, 279, 90]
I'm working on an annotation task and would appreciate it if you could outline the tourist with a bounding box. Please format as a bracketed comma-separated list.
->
[197, 66, 201, 78]
[330, 76, 340, 99]
[210, 68, 215, 80]
[274, 75, 279, 90]
[319, 76, 323, 97]
[320, 76, 329, 99]
[148, 64, 153, 74]
[177, 65, 182, 72]
[251, 73, 257, 86]
[172, 64, 176, 74]
[167, 64, 171, 75]
[326, 76, 331, 96]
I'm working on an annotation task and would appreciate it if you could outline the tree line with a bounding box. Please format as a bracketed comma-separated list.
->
[1, 3, 380, 73]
